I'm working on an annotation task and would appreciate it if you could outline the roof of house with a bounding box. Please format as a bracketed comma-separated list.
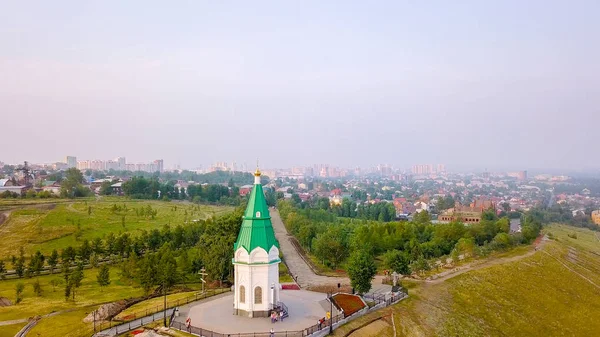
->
[234, 172, 279, 254]
[0, 179, 8, 187]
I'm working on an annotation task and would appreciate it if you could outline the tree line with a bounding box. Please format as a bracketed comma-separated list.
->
[2, 207, 246, 302]
[278, 198, 543, 293]
[115, 176, 241, 205]
[290, 195, 398, 222]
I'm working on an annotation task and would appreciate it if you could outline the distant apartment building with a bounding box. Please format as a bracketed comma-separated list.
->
[153, 159, 164, 172]
[592, 210, 600, 226]
[90, 160, 105, 171]
[439, 199, 496, 223]
[77, 160, 90, 170]
[411, 164, 446, 175]
[508, 171, 528, 181]
[412, 164, 433, 175]
[65, 156, 77, 168]
[116, 157, 126, 170]
[105, 160, 119, 171]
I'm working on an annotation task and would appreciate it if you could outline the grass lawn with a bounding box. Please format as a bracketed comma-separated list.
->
[0, 266, 144, 321]
[334, 224, 600, 337]
[29, 305, 99, 337]
[0, 198, 232, 261]
[278, 261, 294, 283]
[0, 322, 27, 337]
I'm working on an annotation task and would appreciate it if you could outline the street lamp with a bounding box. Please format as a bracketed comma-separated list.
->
[163, 279, 167, 327]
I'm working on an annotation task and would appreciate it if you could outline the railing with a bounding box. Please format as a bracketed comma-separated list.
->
[93, 288, 230, 334]
[172, 320, 305, 337]
[363, 291, 408, 308]
[304, 313, 344, 335]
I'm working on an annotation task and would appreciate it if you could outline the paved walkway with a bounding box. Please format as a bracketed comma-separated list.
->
[175, 290, 328, 334]
[271, 209, 349, 289]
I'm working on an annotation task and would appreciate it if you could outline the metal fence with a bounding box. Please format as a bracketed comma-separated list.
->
[304, 313, 344, 335]
[363, 291, 408, 308]
[93, 288, 230, 333]
[171, 312, 344, 337]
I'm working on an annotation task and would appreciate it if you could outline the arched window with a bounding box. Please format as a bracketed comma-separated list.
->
[254, 286, 262, 304]
[239, 285, 246, 303]
[256, 211, 261, 218]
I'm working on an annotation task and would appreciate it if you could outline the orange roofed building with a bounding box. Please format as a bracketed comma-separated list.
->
[439, 199, 496, 223]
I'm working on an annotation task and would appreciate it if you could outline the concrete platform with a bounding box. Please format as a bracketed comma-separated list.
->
[175, 290, 329, 334]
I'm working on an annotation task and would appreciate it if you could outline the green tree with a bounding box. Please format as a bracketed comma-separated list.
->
[312, 226, 349, 269]
[347, 250, 376, 294]
[32, 279, 43, 296]
[60, 168, 90, 198]
[411, 256, 431, 276]
[69, 268, 84, 300]
[382, 250, 411, 275]
[492, 232, 512, 249]
[99, 181, 113, 195]
[15, 282, 25, 304]
[48, 249, 59, 274]
[79, 239, 92, 261]
[15, 248, 25, 277]
[50, 278, 62, 292]
[97, 264, 110, 287]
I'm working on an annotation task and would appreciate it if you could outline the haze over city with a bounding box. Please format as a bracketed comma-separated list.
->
[1, 1, 599, 171]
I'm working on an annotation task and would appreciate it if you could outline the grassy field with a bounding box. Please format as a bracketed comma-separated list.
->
[0, 322, 27, 337]
[0, 198, 232, 260]
[0, 264, 211, 337]
[334, 224, 600, 337]
[0, 198, 233, 337]
[0, 266, 144, 322]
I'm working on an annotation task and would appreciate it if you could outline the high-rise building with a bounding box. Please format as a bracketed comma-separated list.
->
[518, 170, 527, 181]
[77, 160, 90, 170]
[65, 156, 77, 168]
[116, 157, 126, 170]
[153, 159, 164, 172]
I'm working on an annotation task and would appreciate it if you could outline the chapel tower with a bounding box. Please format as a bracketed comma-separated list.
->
[232, 167, 280, 317]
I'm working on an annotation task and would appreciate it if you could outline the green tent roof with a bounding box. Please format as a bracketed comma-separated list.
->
[233, 180, 279, 254]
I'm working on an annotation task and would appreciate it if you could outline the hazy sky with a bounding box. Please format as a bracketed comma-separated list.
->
[1, 1, 599, 171]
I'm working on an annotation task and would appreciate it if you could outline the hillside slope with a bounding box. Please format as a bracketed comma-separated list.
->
[336, 224, 600, 337]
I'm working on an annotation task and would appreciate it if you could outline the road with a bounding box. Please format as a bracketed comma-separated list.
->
[270, 209, 349, 289]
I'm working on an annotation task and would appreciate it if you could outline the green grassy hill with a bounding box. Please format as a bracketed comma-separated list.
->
[335, 224, 600, 337]
[0, 198, 232, 260]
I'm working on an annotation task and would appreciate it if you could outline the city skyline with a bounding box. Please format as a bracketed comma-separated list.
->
[1, 1, 599, 171]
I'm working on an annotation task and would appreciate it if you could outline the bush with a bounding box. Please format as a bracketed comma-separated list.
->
[567, 233, 578, 239]
[491, 233, 512, 249]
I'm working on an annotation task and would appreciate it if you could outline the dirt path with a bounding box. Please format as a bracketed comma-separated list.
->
[421, 235, 549, 285]
[0, 210, 12, 235]
[0, 318, 28, 326]
[271, 209, 349, 288]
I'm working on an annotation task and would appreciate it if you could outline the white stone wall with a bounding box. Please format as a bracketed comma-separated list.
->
[233, 246, 280, 315]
